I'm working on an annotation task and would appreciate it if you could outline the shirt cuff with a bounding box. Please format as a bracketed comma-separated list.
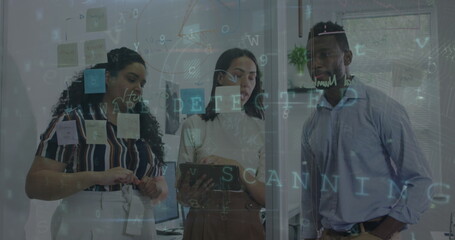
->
[388, 205, 421, 224]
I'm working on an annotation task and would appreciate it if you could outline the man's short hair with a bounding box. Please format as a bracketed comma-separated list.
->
[308, 21, 350, 51]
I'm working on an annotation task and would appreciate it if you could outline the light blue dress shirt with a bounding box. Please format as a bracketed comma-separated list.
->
[300, 78, 433, 239]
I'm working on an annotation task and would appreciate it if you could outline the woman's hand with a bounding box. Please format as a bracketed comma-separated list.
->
[26, 157, 142, 201]
[96, 167, 140, 186]
[177, 173, 214, 207]
[137, 176, 166, 200]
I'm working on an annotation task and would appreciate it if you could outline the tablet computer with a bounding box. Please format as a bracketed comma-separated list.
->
[179, 163, 242, 191]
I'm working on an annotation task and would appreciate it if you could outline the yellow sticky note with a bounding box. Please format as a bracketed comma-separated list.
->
[85, 120, 107, 144]
[117, 113, 140, 139]
[86, 7, 107, 32]
[57, 43, 78, 68]
[215, 86, 241, 113]
[84, 39, 107, 65]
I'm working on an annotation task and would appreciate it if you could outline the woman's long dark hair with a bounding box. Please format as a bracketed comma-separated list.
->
[52, 47, 164, 165]
[201, 48, 265, 121]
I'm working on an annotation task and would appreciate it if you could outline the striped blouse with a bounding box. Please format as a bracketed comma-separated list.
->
[35, 106, 162, 191]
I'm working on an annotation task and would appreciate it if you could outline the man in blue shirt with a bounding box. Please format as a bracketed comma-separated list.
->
[301, 21, 433, 240]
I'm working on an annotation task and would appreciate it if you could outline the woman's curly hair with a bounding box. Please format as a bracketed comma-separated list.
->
[52, 47, 165, 166]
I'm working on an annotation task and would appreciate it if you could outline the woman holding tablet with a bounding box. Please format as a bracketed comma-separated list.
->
[26, 47, 167, 240]
[177, 48, 265, 240]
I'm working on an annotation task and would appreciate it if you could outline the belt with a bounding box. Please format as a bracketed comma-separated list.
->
[327, 216, 385, 237]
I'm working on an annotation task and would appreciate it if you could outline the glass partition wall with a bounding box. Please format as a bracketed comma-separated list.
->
[0, 0, 277, 239]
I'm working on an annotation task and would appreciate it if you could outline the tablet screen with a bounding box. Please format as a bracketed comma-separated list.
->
[179, 163, 242, 191]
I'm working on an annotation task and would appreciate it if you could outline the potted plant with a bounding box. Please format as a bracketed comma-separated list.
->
[288, 45, 308, 75]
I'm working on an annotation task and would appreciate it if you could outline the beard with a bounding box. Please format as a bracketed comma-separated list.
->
[314, 71, 337, 89]
[313, 72, 349, 90]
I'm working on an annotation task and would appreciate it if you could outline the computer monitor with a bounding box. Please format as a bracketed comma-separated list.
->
[154, 161, 179, 224]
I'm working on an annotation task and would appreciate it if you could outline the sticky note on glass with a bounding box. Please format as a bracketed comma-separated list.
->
[117, 113, 140, 139]
[84, 69, 106, 94]
[215, 86, 241, 113]
[56, 120, 78, 145]
[84, 39, 107, 65]
[85, 120, 107, 144]
[57, 43, 78, 68]
[392, 61, 423, 87]
[86, 7, 107, 32]
[182, 24, 200, 45]
[180, 88, 205, 114]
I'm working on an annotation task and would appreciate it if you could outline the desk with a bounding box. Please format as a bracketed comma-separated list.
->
[157, 229, 184, 240]
[157, 235, 183, 240]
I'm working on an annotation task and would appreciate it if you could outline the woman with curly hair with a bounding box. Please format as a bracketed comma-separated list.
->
[26, 47, 167, 240]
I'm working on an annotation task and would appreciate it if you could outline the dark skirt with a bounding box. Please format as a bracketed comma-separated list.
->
[183, 191, 265, 240]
